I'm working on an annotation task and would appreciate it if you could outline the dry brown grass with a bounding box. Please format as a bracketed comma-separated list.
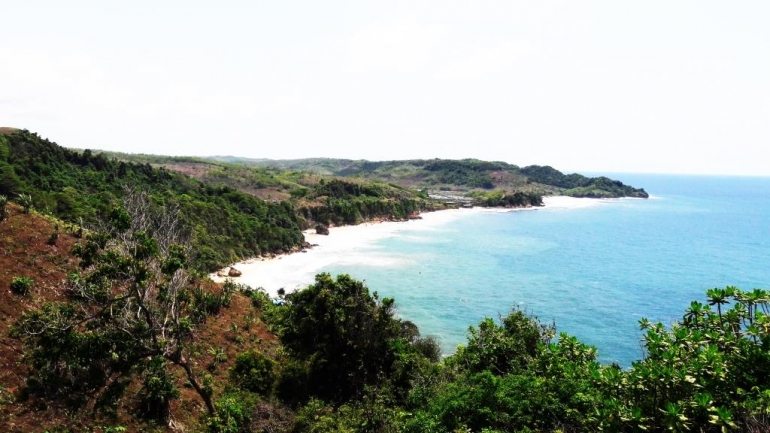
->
[0, 205, 280, 432]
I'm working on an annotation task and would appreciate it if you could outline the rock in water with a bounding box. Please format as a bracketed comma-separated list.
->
[228, 267, 242, 277]
[315, 224, 330, 235]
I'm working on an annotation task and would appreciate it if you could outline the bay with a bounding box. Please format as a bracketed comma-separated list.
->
[323, 174, 770, 366]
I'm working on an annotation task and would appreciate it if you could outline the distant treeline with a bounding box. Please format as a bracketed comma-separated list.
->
[295, 179, 440, 226]
[230, 156, 649, 198]
[520, 165, 649, 198]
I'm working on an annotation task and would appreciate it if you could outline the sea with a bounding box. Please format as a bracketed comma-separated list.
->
[323, 174, 770, 367]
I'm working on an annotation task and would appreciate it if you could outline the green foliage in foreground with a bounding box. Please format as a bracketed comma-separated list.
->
[271, 284, 770, 432]
[275, 273, 438, 406]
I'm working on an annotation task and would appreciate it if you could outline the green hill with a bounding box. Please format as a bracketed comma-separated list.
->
[206, 156, 649, 199]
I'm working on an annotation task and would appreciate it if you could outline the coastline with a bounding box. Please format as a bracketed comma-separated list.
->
[209, 196, 608, 297]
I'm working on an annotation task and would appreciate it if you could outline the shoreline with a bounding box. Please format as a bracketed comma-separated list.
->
[209, 196, 613, 297]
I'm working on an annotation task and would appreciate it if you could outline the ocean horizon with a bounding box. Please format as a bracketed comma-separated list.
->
[317, 173, 770, 367]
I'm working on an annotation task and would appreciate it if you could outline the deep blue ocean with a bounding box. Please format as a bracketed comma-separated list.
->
[325, 174, 770, 366]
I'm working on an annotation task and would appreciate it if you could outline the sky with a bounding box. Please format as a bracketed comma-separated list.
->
[1, 1, 768, 176]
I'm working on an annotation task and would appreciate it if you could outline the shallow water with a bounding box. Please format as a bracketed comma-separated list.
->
[323, 174, 770, 366]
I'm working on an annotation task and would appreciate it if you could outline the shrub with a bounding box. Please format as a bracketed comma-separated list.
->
[17, 193, 33, 214]
[230, 350, 276, 395]
[207, 393, 255, 433]
[10, 276, 33, 295]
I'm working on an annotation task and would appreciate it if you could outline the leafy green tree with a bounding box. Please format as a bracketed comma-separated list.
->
[598, 287, 770, 432]
[406, 310, 603, 432]
[449, 308, 555, 376]
[276, 273, 413, 405]
[0, 162, 20, 196]
[230, 350, 276, 395]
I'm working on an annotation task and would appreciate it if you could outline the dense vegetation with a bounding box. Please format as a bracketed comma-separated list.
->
[99, 149, 447, 228]
[295, 179, 437, 226]
[225, 283, 770, 432]
[468, 190, 544, 208]
[0, 130, 304, 271]
[520, 165, 649, 198]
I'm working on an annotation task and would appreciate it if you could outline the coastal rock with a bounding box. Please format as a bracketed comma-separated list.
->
[228, 267, 242, 277]
[302, 241, 312, 249]
[216, 271, 226, 278]
[315, 224, 330, 235]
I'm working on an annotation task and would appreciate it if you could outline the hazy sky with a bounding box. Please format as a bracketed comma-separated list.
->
[1, 1, 768, 175]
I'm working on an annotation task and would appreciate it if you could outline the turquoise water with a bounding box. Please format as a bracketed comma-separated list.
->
[325, 175, 770, 366]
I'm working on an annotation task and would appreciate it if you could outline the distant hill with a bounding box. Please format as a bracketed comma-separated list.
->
[92, 150, 450, 227]
[205, 156, 649, 199]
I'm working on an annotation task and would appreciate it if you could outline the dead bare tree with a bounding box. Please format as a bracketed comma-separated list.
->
[14, 188, 225, 422]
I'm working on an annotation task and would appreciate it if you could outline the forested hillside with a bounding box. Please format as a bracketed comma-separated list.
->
[0, 129, 304, 271]
[99, 150, 449, 227]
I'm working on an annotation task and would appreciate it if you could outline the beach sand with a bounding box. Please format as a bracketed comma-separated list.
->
[209, 196, 606, 297]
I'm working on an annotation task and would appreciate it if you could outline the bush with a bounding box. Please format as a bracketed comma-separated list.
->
[17, 193, 33, 214]
[230, 350, 276, 395]
[207, 393, 256, 433]
[10, 276, 32, 295]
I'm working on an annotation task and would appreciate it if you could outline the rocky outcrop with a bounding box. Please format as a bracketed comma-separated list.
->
[228, 267, 242, 277]
[315, 224, 330, 235]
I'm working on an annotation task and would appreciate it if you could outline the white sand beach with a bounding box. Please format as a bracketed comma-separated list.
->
[209, 196, 606, 297]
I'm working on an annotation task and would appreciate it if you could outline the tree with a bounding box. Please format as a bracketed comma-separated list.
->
[276, 273, 407, 405]
[13, 190, 226, 422]
[449, 308, 555, 376]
